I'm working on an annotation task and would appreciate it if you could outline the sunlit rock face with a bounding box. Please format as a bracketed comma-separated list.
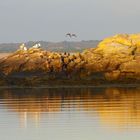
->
[0, 47, 87, 85]
[82, 34, 140, 81]
[0, 34, 140, 86]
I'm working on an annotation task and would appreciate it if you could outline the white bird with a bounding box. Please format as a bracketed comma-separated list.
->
[23, 46, 27, 51]
[19, 43, 25, 50]
[32, 43, 41, 49]
[19, 43, 28, 51]
[38, 43, 41, 47]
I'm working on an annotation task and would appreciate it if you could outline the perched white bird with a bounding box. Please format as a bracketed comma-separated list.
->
[32, 43, 41, 49]
[19, 43, 25, 50]
[38, 43, 41, 47]
[19, 43, 28, 51]
[23, 46, 27, 51]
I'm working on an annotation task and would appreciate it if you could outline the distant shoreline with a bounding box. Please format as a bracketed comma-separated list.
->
[0, 40, 100, 53]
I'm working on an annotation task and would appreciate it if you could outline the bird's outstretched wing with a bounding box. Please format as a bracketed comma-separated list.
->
[72, 34, 77, 37]
[66, 33, 72, 38]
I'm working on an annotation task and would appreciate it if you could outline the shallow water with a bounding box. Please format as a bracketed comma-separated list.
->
[0, 87, 140, 140]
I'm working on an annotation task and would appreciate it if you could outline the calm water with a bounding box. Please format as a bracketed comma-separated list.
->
[0, 87, 140, 140]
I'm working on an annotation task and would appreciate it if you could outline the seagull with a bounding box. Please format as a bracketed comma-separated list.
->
[32, 43, 41, 49]
[19, 43, 25, 50]
[19, 43, 27, 51]
[23, 46, 27, 51]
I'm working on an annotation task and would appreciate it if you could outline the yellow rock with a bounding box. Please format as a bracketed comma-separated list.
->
[120, 60, 140, 73]
[1, 33, 140, 83]
[64, 57, 70, 64]
[95, 34, 139, 55]
[105, 70, 121, 81]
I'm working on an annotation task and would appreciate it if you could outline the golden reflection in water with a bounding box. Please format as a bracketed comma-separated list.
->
[0, 87, 140, 129]
[84, 88, 140, 129]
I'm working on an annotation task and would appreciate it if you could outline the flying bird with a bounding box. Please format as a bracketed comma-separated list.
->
[66, 33, 72, 38]
[66, 33, 77, 38]
[71, 34, 77, 38]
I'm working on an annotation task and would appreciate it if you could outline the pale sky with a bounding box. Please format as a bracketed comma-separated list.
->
[0, 0, 140, 43]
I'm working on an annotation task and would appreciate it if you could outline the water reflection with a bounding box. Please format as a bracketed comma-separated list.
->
[0, 87, 140, 129]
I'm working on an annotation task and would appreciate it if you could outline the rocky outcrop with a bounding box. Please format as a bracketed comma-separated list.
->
[82, 34, 140, 82]
[1, 33, 140, 86]
[0, 47, 87, 85]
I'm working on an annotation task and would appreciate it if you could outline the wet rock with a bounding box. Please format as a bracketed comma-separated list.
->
[105, 70, 121, 81]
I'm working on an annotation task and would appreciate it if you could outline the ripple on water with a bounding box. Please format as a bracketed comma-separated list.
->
[0, 87, 140, 140]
